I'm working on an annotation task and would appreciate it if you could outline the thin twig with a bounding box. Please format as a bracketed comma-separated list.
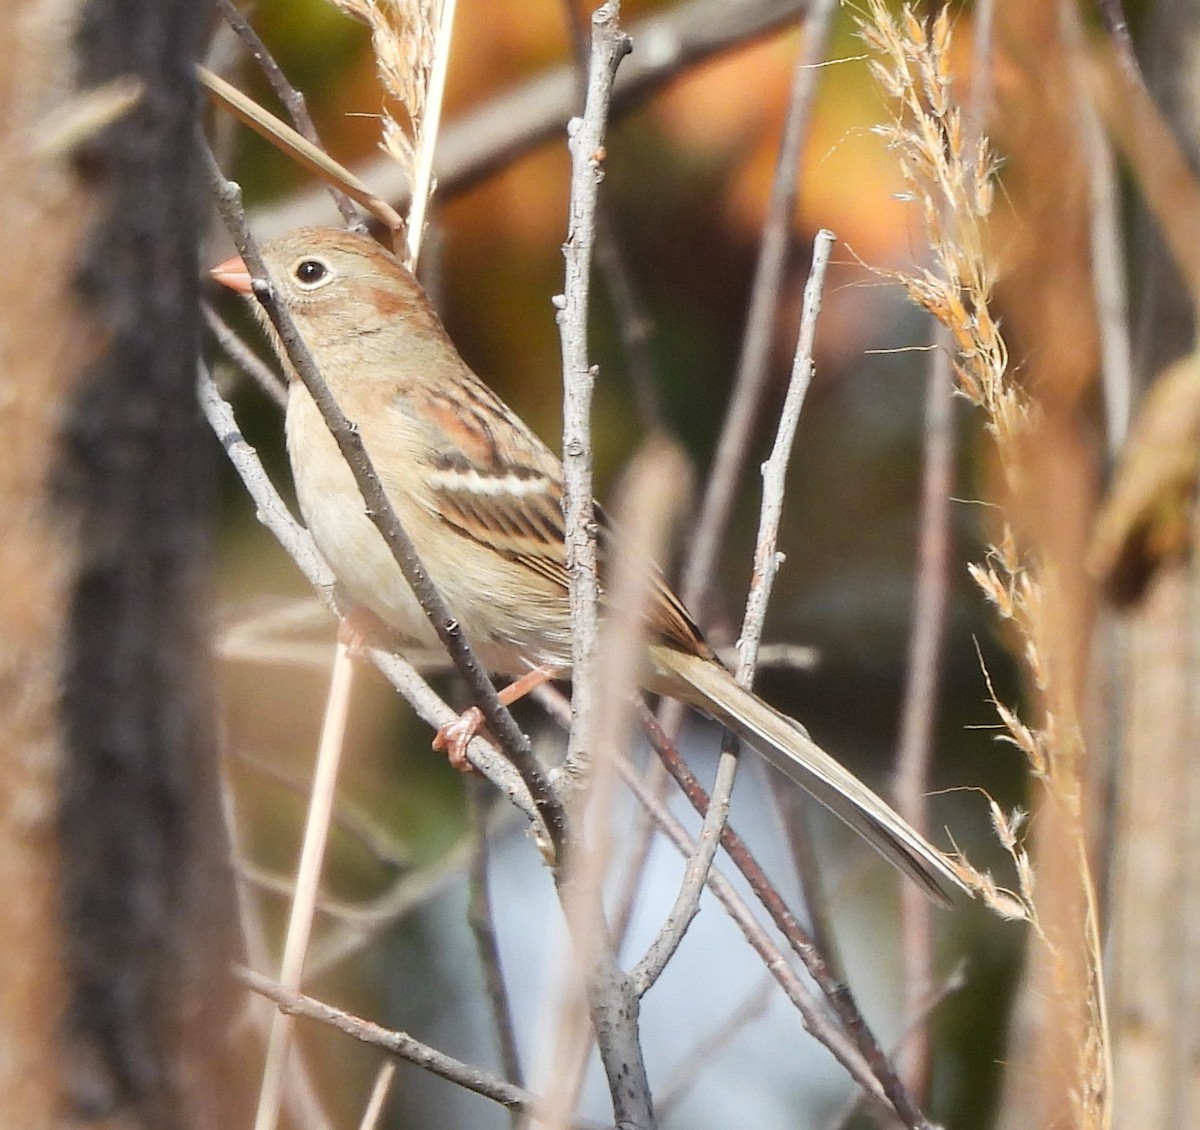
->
[231, 747, 410, 871]
[561, 0, 662, 430]
[556, 3, 632, 777]
[361, 647, 544, 827]
[221, 769, 335, 1130]
[257, 0, 810, 236]
[213, 0, 362, 227]
[741, 228, 834, 665]
[606, 727, 676, 950]
[253, 640, 354, 1130]
[679, 0, 837, 613]
[620, 624, 728, 970]
[1085, 38, 1200, 311]
[636, 707, 931, 1129]
[1064, 2, 1132, 455]
[205, 148, 568, 861]
[467, 783, 524, 1103]
[894, 340, 954, 1100]
[356, 1062, 397, 1130]
[632, 230, 834, 995]
[305, 829, 477, 977]
[748, 228, 839, 989]
[236, 967, 613, 1129]
[198, 364, 335, 593]
[549, 8, 656, 1127]
[654, 978, 776, 1115]
[774, 789, 842, 974]
[610, 214, 832, 981]
[203, 303, 287, 407]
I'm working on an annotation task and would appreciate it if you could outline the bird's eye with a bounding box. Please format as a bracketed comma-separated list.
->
[293, 258, 330, 288]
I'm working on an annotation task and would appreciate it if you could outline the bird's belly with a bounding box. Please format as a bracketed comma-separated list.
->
[287, 391, 572, 673]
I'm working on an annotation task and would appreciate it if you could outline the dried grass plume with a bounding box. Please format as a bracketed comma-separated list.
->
[859, 2, 1111, 1124]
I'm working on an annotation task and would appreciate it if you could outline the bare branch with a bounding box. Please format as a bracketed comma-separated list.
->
[232, 747, 411, 872]
[236, 967, 613, 1129]
[1086, 39, 1200, 313]
[305, 831, 477, 977]
[894, 2, 991, 1094]
[1063, 2, 1132, 454]
[741, 228, 833, 667]
[894, 339, 955, 1101]
[561, 0, 662, 430]
[214, 0, 362, 227]
[203, 303, 287, 407]
[632, 230, 833, 995]
[549, 8, 658, 1127]
[197, 365, 334, 591]
[556, 3, 631, 774]
[654, 978, 775, 1115]
[467, 784, 524, 1101]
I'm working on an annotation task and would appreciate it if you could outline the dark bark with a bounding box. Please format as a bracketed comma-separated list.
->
[54, 2, 249, 1125]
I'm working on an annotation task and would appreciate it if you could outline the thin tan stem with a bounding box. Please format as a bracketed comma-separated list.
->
[405, 0, 457, 269]
[356, 1062, 397, 1130]
[253, 641, 355, 1130]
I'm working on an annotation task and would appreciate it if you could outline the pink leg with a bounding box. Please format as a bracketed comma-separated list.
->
[434, 665, 562, 772]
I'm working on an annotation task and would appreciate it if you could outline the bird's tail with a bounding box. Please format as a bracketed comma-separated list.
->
[650, 646, 968, 906]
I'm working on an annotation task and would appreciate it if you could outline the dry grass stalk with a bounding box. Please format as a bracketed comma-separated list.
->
[328, 0, 434, 168]
[858, 2, 1111, 1125]
[325, 0, 447, 259]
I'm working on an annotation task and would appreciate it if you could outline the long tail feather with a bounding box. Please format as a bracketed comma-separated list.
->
[651, 646, 968, 905]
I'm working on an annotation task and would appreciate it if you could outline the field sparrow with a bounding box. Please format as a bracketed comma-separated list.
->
[211, 227, 967, 904]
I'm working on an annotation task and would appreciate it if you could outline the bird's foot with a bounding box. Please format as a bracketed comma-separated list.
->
[432, 665, 562, 773]
[433, 708, 488, 772]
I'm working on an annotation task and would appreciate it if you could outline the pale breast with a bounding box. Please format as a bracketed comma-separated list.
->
[285, 382, 574, 673]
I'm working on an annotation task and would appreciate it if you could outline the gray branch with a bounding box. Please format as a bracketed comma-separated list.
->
[236, 967, 612, 1129]
[631, 231, 833, 994]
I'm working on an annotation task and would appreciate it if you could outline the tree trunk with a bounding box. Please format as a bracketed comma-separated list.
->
[0, 1, 253, 1126]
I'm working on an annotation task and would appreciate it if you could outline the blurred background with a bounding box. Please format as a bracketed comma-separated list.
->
[203, 1, 1172, 1126]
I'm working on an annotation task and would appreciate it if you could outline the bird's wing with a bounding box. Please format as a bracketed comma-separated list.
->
[422, 447, 709, 657]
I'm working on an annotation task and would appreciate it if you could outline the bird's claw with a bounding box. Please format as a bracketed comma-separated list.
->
[433, 707, 487, 773]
